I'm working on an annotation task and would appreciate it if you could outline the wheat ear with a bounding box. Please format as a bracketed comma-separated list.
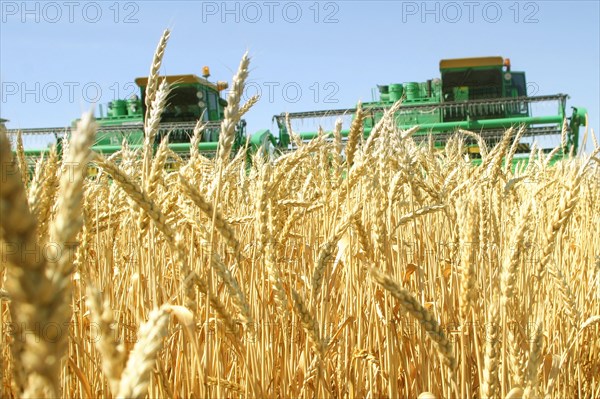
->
[239, 94, 259, 118]
[1, 129, 46, 395]
[481, 298, 500, 399]
[1, 113, 96, 397]
[86, 286, 126, 395]
[370, 268, 457, 371]
[218, 52, 250, 163]
[523, 320, 544, 399]
[116, 307, 170, 399]
[345, 102, 365, 166]
[15, 130, 28, 188]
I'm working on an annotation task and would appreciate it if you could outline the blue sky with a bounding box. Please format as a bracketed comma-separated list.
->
[1, 0, 599, 151]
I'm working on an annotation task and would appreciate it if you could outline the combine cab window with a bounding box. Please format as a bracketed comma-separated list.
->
[510, 72, 527, 97]
[507, 72, 529, 116]
[161, 86, 202, 123]
[441, 68, 504, 121]
[442, 68, 503, 101]
[208, 92, 218, 120]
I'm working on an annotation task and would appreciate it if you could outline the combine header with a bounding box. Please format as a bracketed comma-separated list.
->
[6, 56, 588, 165]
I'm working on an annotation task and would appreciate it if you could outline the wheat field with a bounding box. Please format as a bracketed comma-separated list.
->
[1, 30, 600, 399]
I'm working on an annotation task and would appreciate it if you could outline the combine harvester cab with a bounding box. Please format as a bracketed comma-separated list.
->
[8, 66, 247, 168]
[266, 56, 587, 165]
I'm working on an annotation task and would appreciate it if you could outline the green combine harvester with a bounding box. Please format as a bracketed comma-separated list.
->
[7, 66, 244, 161]
[264, 56, 588, 162]
[6, 56, 588, 165]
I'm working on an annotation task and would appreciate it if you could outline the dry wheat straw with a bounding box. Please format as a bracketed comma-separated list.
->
[2, 36, 599, 399]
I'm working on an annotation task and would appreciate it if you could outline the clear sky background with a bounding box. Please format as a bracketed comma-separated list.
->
[1, 0, 599, 151]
